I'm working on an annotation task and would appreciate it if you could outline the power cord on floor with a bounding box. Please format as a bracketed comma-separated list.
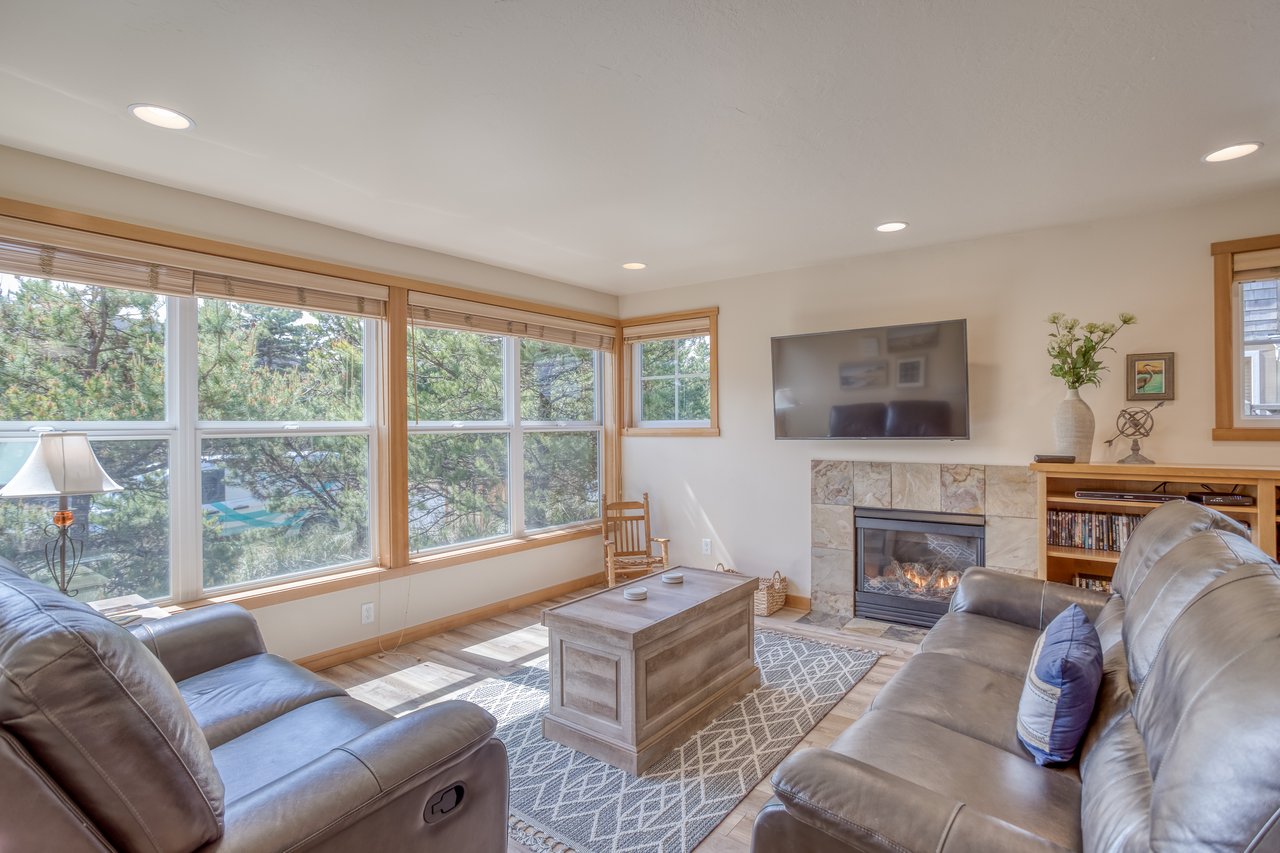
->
[374, 573, 422, 663]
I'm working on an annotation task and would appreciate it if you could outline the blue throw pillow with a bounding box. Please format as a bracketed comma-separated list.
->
[1016, 604, 1103, 766]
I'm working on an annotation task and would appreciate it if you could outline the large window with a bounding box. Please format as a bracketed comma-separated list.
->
[407, 327, 602, 553]
[0, 239, 380, 602]
[0, 218, 617, 604]
[622, 309, 720, 435]
[1212, 234, 1280, 440]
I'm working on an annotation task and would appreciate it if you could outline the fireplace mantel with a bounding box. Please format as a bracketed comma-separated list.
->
[810, 461, 1036, 621]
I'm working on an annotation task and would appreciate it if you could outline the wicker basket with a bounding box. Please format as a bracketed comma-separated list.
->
[716, 564, 789, 616]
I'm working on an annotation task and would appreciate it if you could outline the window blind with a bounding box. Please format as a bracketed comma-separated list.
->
[621, 313, 713, 343]
[0, 215, 388, 317]
[194, 272, 386, 318]
[407, 291, 616, 351]
[1234, 247, 1280, 278]
[0, 235, 194, 296]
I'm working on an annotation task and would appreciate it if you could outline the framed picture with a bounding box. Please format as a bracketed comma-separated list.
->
[1126, 352, 1174, 401]
[838, 360, 888, 389]
[895, 356, 925, 388]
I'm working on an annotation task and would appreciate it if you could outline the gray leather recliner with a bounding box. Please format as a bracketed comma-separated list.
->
[754, 500, 1280, 851]
[0, 561, 509, 852]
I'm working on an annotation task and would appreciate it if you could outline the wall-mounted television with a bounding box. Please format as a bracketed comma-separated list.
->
[771, 319, 970, 440]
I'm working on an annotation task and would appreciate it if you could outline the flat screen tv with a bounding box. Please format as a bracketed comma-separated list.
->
[771, 319, 970, 440]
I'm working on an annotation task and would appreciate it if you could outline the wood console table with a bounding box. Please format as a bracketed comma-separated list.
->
[1032, 462, 1279, 587]
[541, 567, 760, 775]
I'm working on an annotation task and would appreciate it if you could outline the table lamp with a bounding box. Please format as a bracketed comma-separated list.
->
[0, 432, 122, 596]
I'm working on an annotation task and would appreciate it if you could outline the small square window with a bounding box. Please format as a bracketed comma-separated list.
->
[623, 310, 719, 435]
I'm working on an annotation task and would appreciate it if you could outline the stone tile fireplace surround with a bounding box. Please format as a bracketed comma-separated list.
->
[811, 461, 1038, 620]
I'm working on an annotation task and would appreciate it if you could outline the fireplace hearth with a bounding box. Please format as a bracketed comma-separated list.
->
[855, 508, 985, 627]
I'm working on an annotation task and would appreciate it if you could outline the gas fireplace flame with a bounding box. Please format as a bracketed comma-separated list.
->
[866, 559, 965, 602]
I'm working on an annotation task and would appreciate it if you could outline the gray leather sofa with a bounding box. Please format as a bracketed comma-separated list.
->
[0, 560, 509, 852]
[754, 501, 1280, 851]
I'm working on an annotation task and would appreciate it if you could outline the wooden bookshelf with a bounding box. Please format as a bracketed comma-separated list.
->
[1032, 462, 1280, 587]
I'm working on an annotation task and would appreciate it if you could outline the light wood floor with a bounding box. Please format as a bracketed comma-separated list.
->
[321, 586, 920, 853]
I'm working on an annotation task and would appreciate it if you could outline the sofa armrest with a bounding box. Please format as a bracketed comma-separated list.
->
[129, 603, 266, 682]
[768, 749, 1073, 852]
[216, 701, 504, 852]
[337, 699, 498, 788]
[949, 567, 1108, 630]
[770, 748, 968, 852]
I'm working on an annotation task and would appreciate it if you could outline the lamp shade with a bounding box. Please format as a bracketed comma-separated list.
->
[0, 432, 122, 498]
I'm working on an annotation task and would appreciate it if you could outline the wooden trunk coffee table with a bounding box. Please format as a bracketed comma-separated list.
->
[541, 567, 760, 775]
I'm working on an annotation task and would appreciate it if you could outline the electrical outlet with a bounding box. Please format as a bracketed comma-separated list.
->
[701, 538, 712, 555]
[360, 602, 375, 625]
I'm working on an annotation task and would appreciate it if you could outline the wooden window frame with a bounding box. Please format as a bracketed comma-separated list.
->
[1212, 232, 1280, 441]
[0, 196, 621, 606]
[620, 308, 720, 437]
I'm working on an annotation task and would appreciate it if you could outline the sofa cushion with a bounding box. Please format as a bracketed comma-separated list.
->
[1110, 500, 1247, 599]
[918, 610, 1040, 676]
[1016, 605, 1103, 766]
[827, 709, 1082, 850]
[1132, 563, 1280, 849]
[179, 653, 346, 747]
[213, 695, 392, 802]
[868, 652, 1030, 759]
[0, 566, 224, 852]
[1079, 711, 1153, 852]
[1124, 529, 1272, 687]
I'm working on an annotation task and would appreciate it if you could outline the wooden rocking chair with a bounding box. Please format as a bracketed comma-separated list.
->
[603, 492, 670, 587]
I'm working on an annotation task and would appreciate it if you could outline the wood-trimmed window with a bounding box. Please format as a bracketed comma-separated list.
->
[405, 292, 616, 555]
[0, 201, 621, 605]
[1212, 232, 1280, 440]
[621, 308, 719, 436]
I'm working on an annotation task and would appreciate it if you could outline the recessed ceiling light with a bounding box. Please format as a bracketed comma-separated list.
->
[876, 221, 908, 233]
[1202, 142, 1262, 163]
[128, 103, 195, 130]
[622, 262, 647, 270]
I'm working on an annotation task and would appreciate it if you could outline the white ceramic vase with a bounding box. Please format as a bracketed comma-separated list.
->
[1053, 388, 1094, 462]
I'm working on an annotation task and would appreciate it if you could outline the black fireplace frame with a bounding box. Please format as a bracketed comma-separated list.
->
[854, 508, 985, 628]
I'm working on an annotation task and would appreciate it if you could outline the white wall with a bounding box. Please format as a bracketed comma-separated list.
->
[619, 185, 1280, 597]
[0, 146, 616, 659]
[255, 537, 600, 661]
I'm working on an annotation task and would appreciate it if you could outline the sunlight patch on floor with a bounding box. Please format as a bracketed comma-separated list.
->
[461, 624, 550, 663]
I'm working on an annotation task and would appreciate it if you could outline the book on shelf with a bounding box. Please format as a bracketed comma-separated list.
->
[1074, 573, 1113, 594]
[1048, 507, 1251, 553]
[1047, 509, 1143, 552]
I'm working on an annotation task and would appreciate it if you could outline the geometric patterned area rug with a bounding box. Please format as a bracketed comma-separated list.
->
[450, 630, 880, 853]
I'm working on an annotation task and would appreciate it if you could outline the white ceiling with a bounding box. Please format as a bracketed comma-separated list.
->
[1, 1, 1278, 296]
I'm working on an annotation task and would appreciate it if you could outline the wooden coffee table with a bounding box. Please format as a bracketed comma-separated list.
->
[541, 567, 760, 774]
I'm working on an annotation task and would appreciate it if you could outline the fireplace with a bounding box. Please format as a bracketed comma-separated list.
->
[855, 508, 985, 627]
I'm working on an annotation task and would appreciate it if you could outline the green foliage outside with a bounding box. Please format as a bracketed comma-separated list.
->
[0, 277, 165, 420]
[199, 299, 365, 421]
[408, 326, 503, 422]
[523, 432, 599, 529]
[639, 335, 712, 422]
[520, 339, 595, 422]
[406, 329, 601, 550]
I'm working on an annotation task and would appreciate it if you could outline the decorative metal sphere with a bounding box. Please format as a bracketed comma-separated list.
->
[1115, 407, 1156, 439]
